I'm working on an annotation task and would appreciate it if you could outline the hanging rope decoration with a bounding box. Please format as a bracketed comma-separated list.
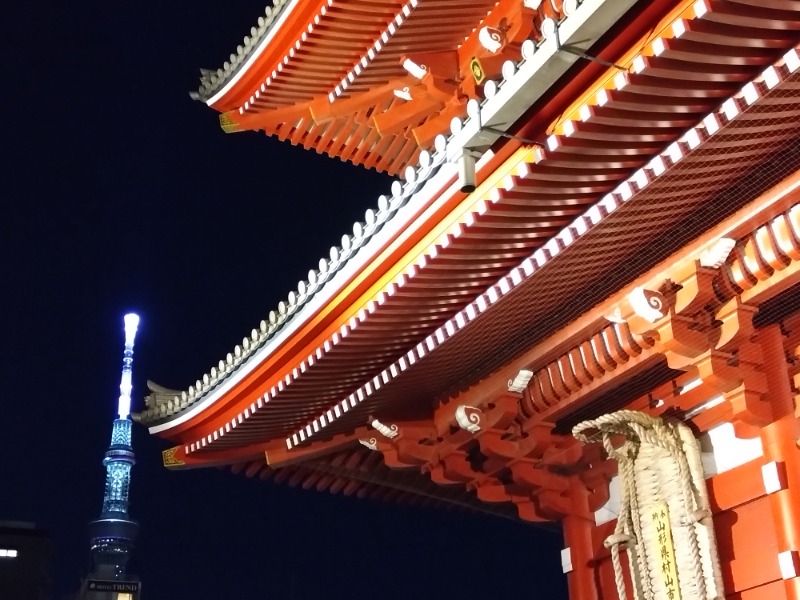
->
[573, 410, 725, 600]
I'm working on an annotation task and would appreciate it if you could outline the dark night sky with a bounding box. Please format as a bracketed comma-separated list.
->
[4, 1, 566, 598]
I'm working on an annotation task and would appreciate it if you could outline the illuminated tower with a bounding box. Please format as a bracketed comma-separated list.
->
[83, 314, 142, 598]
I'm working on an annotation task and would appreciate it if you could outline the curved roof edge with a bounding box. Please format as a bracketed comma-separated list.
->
[138, 144, 452, 427]
[192, 0, 296, 103]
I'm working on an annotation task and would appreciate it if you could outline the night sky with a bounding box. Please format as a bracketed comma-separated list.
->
[5, 1, 566, 598]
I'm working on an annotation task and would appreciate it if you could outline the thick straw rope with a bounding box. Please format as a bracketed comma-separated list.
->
[573, 411, 724, 600]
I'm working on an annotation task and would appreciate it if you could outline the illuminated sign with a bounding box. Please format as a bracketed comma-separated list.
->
[87, 580, 140, 593]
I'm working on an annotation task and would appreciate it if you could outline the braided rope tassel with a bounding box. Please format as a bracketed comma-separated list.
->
[574, 411, 725, 600]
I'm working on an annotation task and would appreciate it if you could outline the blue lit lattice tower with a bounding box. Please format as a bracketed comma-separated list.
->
[83, 314, 142, 599]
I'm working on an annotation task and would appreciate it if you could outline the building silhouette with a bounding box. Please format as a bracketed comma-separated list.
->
[0, 521, 52, 600]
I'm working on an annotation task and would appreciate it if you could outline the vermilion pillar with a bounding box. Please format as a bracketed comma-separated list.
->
[759, 325, 800, 598]
[562, 483, 598, 600]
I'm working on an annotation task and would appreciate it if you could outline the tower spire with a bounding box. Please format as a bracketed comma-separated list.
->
[84, 314, 142, 593]
[116, 313, 139, 420]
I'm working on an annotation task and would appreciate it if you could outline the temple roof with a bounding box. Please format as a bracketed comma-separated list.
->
[137, 147, 450, 426]
[191, 0, 635, 174]
[142, 6, 800, 522]
[178, 49, 800, 457]
[141, 0, 800, 525]
[141, 1, 800, 449]
[139, 0, 648, 429]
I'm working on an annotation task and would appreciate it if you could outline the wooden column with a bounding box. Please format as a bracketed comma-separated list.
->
[759, 325, 800, 598]
[562, 482, 598, 600]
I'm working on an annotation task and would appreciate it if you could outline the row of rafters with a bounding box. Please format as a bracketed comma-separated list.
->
[217, 0, 564, 173]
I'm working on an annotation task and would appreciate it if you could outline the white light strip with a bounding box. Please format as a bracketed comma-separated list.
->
[684, 395, 724, 419]
[679, 378, 703, 394]
[778, 550, 799, 580]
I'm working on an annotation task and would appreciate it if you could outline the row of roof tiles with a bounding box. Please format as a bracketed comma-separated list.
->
[138, 143, 450, 424]
[195, 0, 293, 101]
